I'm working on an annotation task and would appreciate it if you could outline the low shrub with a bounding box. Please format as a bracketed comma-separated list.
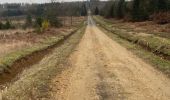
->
[35, 17, 43, 27]
[0, 20, 14, 30]
[0, 22, 3, 29]
[42, 20, 50, 31]
[35, 19, 50, 34]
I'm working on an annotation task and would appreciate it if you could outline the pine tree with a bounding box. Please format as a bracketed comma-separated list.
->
[116, 0, 125, 18]
[35, 17, 43, 27]
[131, 0, 148, 21]
[168, 0, 170, 10]
[108, 4, 115, 18]
[148, 0, 158, 14]
[95, 6, 99, 15]
[131, 0, 140, 21]
[4, 20, 11, 29]
[157, 0, 168, 11]
[0, 22, 3, 29]
[26, 14, 32, 27]
[45, 3, 62, 27]
[81, 4, 87, 16]
[148, 0, 168, 13]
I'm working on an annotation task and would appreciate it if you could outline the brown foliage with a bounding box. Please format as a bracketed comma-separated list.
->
[151, 12, 170, 24]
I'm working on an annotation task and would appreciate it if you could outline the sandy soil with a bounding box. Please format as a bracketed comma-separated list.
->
[52, 17, 170, 100]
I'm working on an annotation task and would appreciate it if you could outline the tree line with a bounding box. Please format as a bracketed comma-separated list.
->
[0, 2, 88, 31]
[100, 0, 170, 24]
[0, 2, 87, 17]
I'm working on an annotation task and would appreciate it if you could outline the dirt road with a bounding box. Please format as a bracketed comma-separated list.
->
[53, 17, 170, 100]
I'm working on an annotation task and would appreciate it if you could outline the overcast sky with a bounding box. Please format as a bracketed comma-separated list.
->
[0, 0, 85, 4]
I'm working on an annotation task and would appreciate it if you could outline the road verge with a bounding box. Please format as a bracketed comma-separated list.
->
[97, 24, 170, 77]
[1, 23, 86, 99]
[0, 22, 85, 86]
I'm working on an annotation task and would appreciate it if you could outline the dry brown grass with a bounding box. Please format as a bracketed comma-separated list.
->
[151, 12, 170, 24]
[94, 16, 170, 60]
[1, 25, 86, 100]
[58, 16, 86, 27]
[99, 16, 170, 38]
[0, 17, 85, 59]
[0, 41, 32, 58]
